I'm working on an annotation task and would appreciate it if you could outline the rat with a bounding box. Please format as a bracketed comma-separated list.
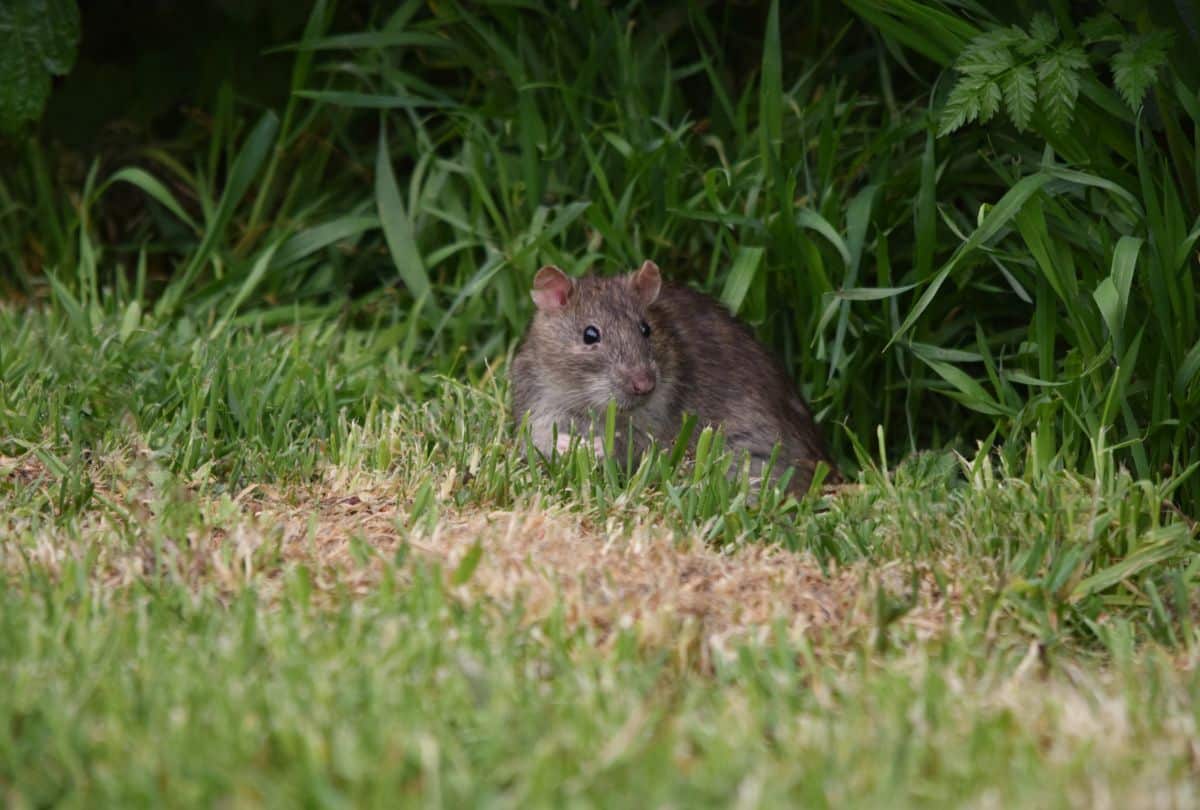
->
[509, 260, 842, 495]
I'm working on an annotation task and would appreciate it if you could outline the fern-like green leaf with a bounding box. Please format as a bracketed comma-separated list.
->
[957, 47, 1013, 77]
[1002, 64, 1037, 131]
[1058, 45, 1089, 72]
[1028, 13, 1059, 50]
[957, 30, 1019, 77]
[978, 80, 1002, 123]
[938, 73, 987, 136]
[1037, 46, 1086, 132]
[1113, 32, 1171, 110]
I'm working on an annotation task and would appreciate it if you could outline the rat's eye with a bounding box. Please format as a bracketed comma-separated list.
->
[639, 320, 651, 338]
[583, 325, 601, 344]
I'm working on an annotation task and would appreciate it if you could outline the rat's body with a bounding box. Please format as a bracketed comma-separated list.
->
[510, 261, 840, 494]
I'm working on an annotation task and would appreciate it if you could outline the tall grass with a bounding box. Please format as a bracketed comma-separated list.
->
[1, 0, 1197, 508]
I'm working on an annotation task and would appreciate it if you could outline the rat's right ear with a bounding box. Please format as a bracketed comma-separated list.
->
[531, 266, 573, 311]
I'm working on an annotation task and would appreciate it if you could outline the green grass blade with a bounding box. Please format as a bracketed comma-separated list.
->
[759, 0, 783, 162]
[375, 124, 431, 302]
[272, 215, 380, 268]
[295, 90, 455, 110]
[1070, 526, 1191, 603]
[209, 241, 283, 342]
[156, 111, 280, 317]
[719, 246, 764, 315]
[103, 167, 199, 233]
[890, 171, 1054, 347]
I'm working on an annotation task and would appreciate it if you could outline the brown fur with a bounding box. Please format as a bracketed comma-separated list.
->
[511, 263, 841, 494]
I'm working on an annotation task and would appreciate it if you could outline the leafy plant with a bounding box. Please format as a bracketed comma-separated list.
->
[1109, 30, 1173, 110]
[938, 12, 1171, 137]
[0, 0, 80, 132]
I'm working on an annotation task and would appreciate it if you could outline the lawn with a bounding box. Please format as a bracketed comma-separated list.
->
[2, 1, 1200, 806]
[2, 305, 1197, 807]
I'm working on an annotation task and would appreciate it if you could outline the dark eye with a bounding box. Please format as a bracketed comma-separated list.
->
[639, 320, 651, 338]
[583, 325, 601, 344]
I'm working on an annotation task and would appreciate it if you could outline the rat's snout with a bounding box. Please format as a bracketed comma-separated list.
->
[622, 366, 657, 396]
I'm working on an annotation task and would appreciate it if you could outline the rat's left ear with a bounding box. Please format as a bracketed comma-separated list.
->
[630, 260, 661, 305]
[531, 265, 574, 311]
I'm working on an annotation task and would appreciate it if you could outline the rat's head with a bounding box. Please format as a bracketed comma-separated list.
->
[527, 260, 663, 412]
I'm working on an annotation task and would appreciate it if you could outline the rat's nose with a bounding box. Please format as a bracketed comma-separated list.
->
[626, 368, 656, 395]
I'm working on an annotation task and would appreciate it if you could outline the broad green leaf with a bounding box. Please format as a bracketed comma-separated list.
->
[917, 356, 1012, 417]
[1044, 167, 1142, 213]
[1093, 236, 1142, 353]
[1070, 527, 1190, 602]
[720, 246, 765, 315]
[1014, 194, 1075, 304]
[105, 167, 200, 233]
[796, 210, 852, 268]
[118, 301, 141, 343]
[1003, 370, 1071, 387]
[0, 0, 80, 130]
[273, 215, 380, 268]
[376, 124, 430, 300]
[832, 284, 918, 301]
[908, 342, 984, 363]
[840, 0, 976, 65]
[759, 0, 782, 160]
[1093, 278, 1121, 349]
[46, 271, 88, 335]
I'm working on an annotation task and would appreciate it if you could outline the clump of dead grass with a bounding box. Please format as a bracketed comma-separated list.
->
[2, 454, 958, 664]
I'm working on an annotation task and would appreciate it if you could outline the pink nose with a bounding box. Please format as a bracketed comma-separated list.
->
[627, 369, 656, 395]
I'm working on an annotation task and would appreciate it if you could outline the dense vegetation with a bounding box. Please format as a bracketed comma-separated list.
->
[2, 0, 1198, 804]
[5, 0, 1200, 500]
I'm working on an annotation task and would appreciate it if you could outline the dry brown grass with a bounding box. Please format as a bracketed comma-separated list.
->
[258, 477, 955, 660]
[2, 454, 960, 663]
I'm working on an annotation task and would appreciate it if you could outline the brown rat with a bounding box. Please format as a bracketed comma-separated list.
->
[510, 260, 841, 495]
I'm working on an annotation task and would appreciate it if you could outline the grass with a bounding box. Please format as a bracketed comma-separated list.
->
[3, 0, 1200, 805]
[2, 306, 1199, 806]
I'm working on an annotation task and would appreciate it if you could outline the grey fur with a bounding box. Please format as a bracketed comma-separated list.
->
[511, 263, 840, 494]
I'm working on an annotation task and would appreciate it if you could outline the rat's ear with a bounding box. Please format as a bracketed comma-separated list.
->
[630, 260, 661, 305]
[531, 266, 573, 311]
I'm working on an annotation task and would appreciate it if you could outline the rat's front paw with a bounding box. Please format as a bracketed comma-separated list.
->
[554, 434, 606, 458]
